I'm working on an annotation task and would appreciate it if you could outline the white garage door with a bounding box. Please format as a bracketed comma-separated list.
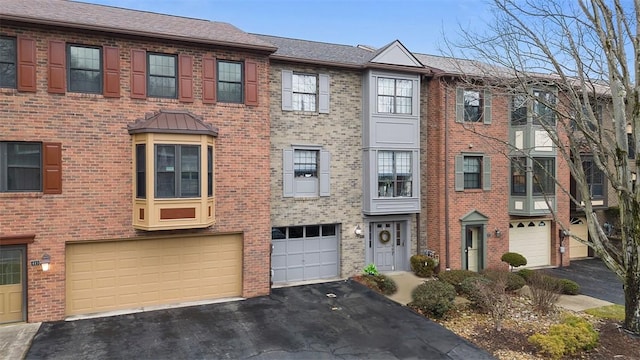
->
[271, 224, 339, 283]
[66, 235, 242, 316]
[509, 220, 551, 268]
[569, 217, 589, 259]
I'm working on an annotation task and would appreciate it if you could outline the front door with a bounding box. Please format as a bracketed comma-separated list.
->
[0, 246, 25, 324]
[465, 226, 481, 272]
[372, 222, 406, 272]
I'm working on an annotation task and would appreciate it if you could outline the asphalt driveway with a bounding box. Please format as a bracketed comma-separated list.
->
[26, 280, 493, 359]
[542, 258, 624, 305]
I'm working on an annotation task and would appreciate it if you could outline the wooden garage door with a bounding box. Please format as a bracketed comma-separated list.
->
[66, 235, 242, 316]
[509, 220, 550, 268]
[569, 217, 589, 259]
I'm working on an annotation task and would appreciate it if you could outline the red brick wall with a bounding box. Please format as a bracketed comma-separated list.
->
[0, 23, 271, 322]
[424, 77, 570, 271]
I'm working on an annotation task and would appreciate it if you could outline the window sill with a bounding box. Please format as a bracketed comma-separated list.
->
[293, 196, 320, 201]
[67, 92, 104, 99]
[462, 189, 485, 193]
[0, 87, 18, 95]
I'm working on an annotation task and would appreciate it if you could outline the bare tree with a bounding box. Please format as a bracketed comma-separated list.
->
[449, 0, 640, 334]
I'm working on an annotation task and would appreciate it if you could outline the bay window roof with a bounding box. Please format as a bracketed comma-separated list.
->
[127, 109, 218, 136]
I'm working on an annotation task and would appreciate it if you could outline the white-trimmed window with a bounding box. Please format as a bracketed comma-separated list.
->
[377, 151, 412, 197]
[283, 146, 330, 197]
[377, 78, 412, 114]
[282, 70, 330, 113]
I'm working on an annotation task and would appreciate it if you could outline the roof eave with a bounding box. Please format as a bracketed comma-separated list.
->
[0, 15, 277, 54]
[268, 54, 363, 69]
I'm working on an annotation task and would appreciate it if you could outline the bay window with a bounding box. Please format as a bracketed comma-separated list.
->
[378, 151, 412, 197]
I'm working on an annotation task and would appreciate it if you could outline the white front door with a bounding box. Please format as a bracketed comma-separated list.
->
[465, 226, 481, 272]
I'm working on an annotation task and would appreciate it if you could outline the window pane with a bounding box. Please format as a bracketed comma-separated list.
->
[511, 157, 526, 195]
[289, 226, 303, 238]
[207, 146, 213, 197]
[533, 90, 556, 126]
[395, 96, 412, 114]
[321, 225, 336, 236]
[377, 78, 395, 95]
[272, 227, 286, 239]
[6, 143, 41, 191]
[306, 225, 320, 237]
[533, 157, 555, 195]
[149, 76, 176, 98]
[180, 146, 200, 197]
[377, 95, 394, 113]
[294, 150, 318, 177]
[149, 54, 176, 76]
[511, 94, 528, 125]
[395, 80, 412, 96]
[292, 74, 316, 93]
[69, 46, 101, 93]
[293, 93, 316, 111]
[217, 82, 242, 103]
[464, 90, 481, 122]
[156, 145, 175, 197]
[0, 37, 17, 88]
[463, 156, 481, 189]
[136, 144, 146, 198]
[218, 61, 241, 82]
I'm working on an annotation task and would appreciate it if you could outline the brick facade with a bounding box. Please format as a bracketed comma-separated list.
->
[0, 22, 272, 322]
[268, 62, 366, 276]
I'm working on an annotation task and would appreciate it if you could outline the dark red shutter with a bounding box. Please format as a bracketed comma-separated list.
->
[48, 40, 66, 94]
[178, 54, 193, 102]
[202, 56, 216, 104]
[103, 46, 120, 98]
[16, 37, 36, 92]
[244, 60, 258, 106]
[43, 142, 62, 194]
[130, 49, 146, 99]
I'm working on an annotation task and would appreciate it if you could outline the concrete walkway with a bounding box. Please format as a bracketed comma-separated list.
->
[0, 322, 40, 360]
[385, 271, 615, 312]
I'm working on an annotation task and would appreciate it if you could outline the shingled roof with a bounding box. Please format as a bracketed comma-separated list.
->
[0, 0, 276, 52]
[128, 110, 219, 136]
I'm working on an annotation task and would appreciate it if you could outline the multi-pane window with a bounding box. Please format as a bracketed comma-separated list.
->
[572, 104, 603, 132]
[207, 146, 213, 197]
[292, 74, 316, 111]
[0, 142, 42, 192]
[217, 60, 242, 103]
[294, 150, 318, 178]
[0, 37, 16, 88]
[377, 78, 412, 114]
[68, 45, 102, 93]
[511, 94, 528, 125]
[511, 157, 527, 195]
[464, 90, 482, 122]
[532, 157, 555, 195]
[155, 144, 200, 198]
[148, 54, 177, 98]
[533, 90, 556, 126]
[463, 156, 482, 189]
[583, 158, 604, 197]
[378, 151, 412, 197]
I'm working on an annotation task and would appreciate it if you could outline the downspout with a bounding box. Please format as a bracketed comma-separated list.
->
[444, 79, 451, 270]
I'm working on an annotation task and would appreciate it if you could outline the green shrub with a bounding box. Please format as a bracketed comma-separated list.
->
[516, 268, 534, 281]
[557, 278, 580, 295]
[528, 315, 598, 359]
[410, 255, 437, 278]
[459, 276, 492, 311]
[481, 269, 526, 291]
[438, 270, 480, 293]
[372, 274, 398, 295]
[501, 252, 528, 268]
[362, 263, 379, 276]
[410, 280, 456, 318]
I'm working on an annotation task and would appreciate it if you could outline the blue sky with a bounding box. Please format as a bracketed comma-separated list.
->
[76, 0, 490, 55]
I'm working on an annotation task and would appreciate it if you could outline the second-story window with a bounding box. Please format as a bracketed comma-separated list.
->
[155, 144, 200, 198]
[148, 53, 177, 98]
[511, 90, 556, 126]
[463, 156, 482, 189]
[377, 78, 412, 114]
[292, 74, 317, 111]
[0, 37, 16, 88]
[378, 151, 412, 197]
[217, 60, 243, 103]
[464, 90, 483, 122]
[68, 45, 102, 93]
[583, 157, 604, 198]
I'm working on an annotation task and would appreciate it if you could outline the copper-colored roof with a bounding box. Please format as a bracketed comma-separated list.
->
[128, 109, 218, 136]
[0, 0, 276, 52]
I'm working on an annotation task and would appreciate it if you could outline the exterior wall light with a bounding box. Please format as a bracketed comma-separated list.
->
[494, 229, 502, 238]
[354, 225, 363, 237]
[41, 253, 51, 272]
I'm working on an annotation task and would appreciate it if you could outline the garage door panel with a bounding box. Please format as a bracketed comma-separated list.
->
[66, 235, 242, 316]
